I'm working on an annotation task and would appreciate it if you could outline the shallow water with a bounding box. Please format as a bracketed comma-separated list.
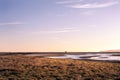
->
[49, 53, 120, 61]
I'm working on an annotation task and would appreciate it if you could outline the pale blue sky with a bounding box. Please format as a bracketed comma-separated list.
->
[0, 0, 120, 52]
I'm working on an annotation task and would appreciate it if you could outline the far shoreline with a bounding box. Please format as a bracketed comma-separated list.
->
[0, 52, 120, 63]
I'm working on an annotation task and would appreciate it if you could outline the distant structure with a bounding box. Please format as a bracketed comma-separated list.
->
[65, 51, 67, 54]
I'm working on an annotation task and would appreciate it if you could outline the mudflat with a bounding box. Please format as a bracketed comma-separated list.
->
[0, 55, 120, 80]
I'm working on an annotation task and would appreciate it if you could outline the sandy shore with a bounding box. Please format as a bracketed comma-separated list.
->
[0, 55, 120, 80]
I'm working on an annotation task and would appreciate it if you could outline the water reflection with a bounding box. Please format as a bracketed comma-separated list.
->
[49, 53, 120, 61]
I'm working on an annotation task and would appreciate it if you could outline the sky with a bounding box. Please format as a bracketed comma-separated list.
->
[0, 0, 120, 52]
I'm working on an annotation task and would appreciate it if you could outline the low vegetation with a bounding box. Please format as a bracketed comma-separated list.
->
[0, 55, 120, 80]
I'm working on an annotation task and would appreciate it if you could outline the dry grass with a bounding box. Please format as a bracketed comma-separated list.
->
[0, 55, 120, 80]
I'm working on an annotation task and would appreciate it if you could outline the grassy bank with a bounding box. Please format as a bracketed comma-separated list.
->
[0, 55, 120, 80]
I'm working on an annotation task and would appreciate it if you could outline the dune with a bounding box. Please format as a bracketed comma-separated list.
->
[101, 49, 120, 52]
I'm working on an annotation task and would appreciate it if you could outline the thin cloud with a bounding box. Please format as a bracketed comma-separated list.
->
[38, 30, 80, 34]
[0, 22, 23, 26]
[32, 28, 80, 34]
[56, 0, 83, 4]
[56, 0, 119, 9]
[68, 1, 119, 8]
